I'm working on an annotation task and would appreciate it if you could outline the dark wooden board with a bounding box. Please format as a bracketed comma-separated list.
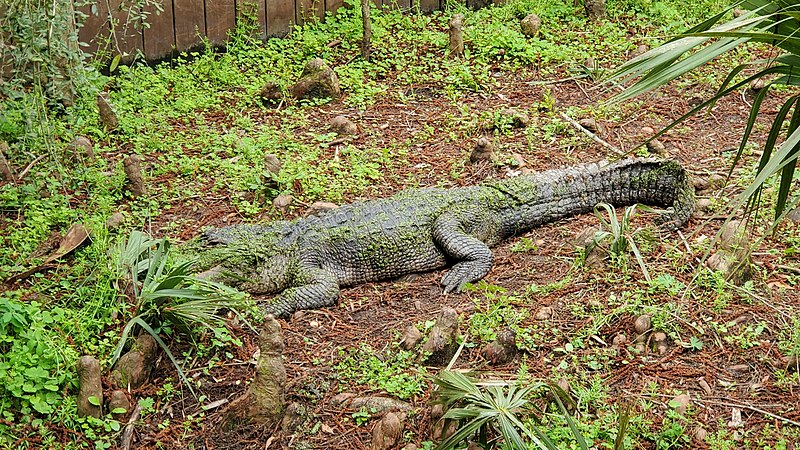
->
[325, 0, 344, 16]
[395, 0, 411, 11]
[297, 0, 324, 24]
[266, 0, 295, 36]
[78, 0, 110, 55]
[142, 0, 176, 59]
[206, 0, 236, 45]
[109, 0, 145, 60]
[419, 0, 438, 12]
[173, 0, 206, 50]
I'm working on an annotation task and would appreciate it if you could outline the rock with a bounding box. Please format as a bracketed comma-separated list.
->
[646, 139, 667, 156]
[470, 137, 496, 163]
[449, 14, 465, 57]
[652, 332, 668, 354]
[534, 306, 552, 321]
[573, 226, 600, 249]
[695, 198, 713, 213]
[692, 176, 710, 191]
[330, 115, 358, 135]
[787, 208, 800, 224]
[481, 328, 517, 365]
[431, 416, 458, 441]
[281, 402, 307, 433]
[108, 390, 131, 416]
[77, 356, 103, 418]
[669, 394, 692, 415]
[420, 307, 460, 366]
[307, 201, 339, 216]
[585, 0, 606, 19]
[640, 126, 655, 135]
[634, 314, 652, 338]
[694, 427, 708, 443]
[733, 8, 746, 17]
[111, 334, 157, 389]
[520, 13, 541, 37]
[123, 154, 146, 197]
[219, 315, 286, 429]
[499, 109, 530, 128]
[290, 59, 341, 100]
[749, 78, 766, 92]
[106, 212, 125, 229]
[630, 44, 648, 58]
[400, 325, 423, 350]
[611, 333, 627, 350]
[97, 92, 119, 131]
[698, 378, 712, 396]
[273, 194, 293, 211]
[556, 378, 570, 394]
[708, 173, 727, 190]
[578, 118, 600, 134]
[431, 403, 444, 420]
[259, 81, 284, 105]
[371, 412, 404, 450]
[69, 136, 95, 163]
[264, 154, 282, 177]
[707, 220, 753, 285]
[671, 393, 691, 415]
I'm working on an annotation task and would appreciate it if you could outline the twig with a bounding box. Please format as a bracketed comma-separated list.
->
[777, 264, 800, 275]
[120, 402, 143, 450]
[558, 112, 625, 157]
[17, 154, 46, 181]
[526, 74, 588, 86]
[700, 399, 800, 428]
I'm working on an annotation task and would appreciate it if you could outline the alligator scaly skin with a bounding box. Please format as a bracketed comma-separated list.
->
[197, 158, 694, 317]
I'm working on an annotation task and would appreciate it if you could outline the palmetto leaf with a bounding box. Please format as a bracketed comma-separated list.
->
[610, 0, 800, 222]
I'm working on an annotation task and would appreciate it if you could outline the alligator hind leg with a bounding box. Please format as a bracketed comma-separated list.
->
[261, 267, 340, 317]
[433, 212, 497, 293]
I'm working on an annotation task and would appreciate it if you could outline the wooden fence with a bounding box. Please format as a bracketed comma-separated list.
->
[78, 0, 442, 61]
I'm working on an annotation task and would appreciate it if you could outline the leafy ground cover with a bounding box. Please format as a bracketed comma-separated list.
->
[1, 0, 800, 448]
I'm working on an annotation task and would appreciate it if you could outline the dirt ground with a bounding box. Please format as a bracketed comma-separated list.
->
[92, 63, 800, 448]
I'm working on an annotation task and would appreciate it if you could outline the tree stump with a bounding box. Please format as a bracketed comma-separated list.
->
[123, 154, 146, 197]
[219, 315, 286, 429]
[77, 356, 103, 418]
[97, 92, 119, 131]
[449, 14, 465, 57]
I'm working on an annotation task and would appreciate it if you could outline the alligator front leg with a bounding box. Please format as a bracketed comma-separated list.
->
[433, 211, 498, 293]
[261, 267, 340, 317]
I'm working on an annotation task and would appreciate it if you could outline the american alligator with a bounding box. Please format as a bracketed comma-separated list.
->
[197, 158, 694, 317]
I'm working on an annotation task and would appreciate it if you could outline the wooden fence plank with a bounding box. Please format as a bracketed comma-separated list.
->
[109, 0, 145, 60]
[297, 0, 323, 24]
[266, 0, 294, 36]
[142, 0, 176, 59]
[395, 0, 411, 11]
[419, 0, 438, 12]
[78, 0, 110, 55]
[325, 0, 344, 16]
[173, 0, 206, 50]
[206, 0, 236, 44]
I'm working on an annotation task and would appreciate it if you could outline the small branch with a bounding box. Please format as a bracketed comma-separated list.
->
[559, 112, 625, 157]
[700, 399, 800, 428]
[120, 402, 143, 450]
[17, 155, 46, 181]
